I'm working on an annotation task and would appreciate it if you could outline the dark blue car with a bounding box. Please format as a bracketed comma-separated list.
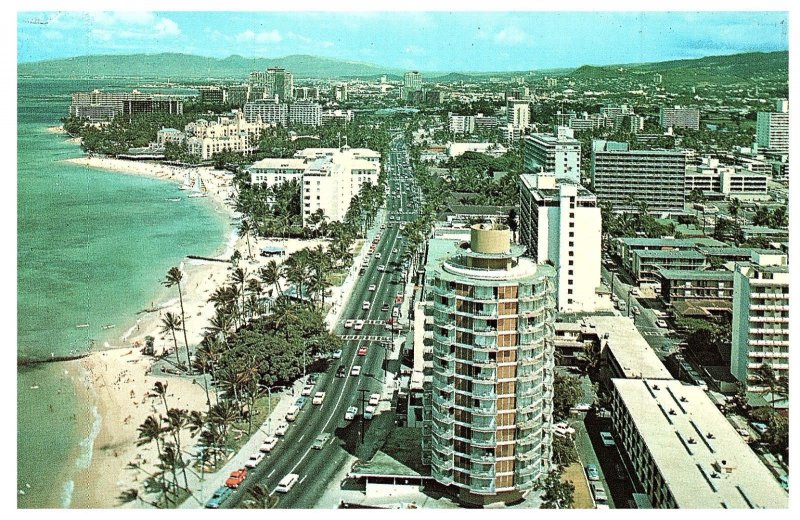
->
[205, 486, 233, 508]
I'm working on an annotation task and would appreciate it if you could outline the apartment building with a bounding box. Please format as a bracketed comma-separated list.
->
[426, 224, 557, 505]
[731, 254, 789, 405]
[449, 114, 476, 135]
[518, 173, 601, 312]
[184, 111, 270, 160]
[243, 98, 289, 126]
[507, 99, 530, 129]
[613, 237, 725, 269]
[591, 140, 687, 213]
[657, 269, 735, 305]
[610, 378, 787, 508]
[288, 101, 322, 127]
[69, 89, 182, 122]
[659, 106, 700, 130]
[755, 99, 789, 154]
[523, 127, 581, 183]
[685, 157, 769, 199]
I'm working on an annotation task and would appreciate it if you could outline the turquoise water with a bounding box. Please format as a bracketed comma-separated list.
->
[17, 78, 228, 508]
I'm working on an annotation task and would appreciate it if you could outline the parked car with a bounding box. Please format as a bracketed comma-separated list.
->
[344, 319, 354, 328]
[586, 464, 600, 481]
[572, 403, 592, 412]
[364, 405, 376, 419]
[554, 422, 576, 438]
[369, 284, 377, 291]
[245, 451, 265, 468]
[377, 265, 385, 272]
[294, 396, 308, 409]
[369, 393, 381, 406]
[312, 433, 331, 450]
[351, 365, 362, 376]
[336, 365, 346, 378]
[274, 423, 288, 436]
[312, 391, 326, 405]
[630, 288, 640, 296]
[205, 486, 233, 508]
[656, 319, 668, 328]
[331, 349, 342, 359]
[301, 384, 314, 397]
[600, 431, 616, 447]
[354, 320, 365, 331]
[225, 468, 247, 488]
[375, 252, 382, 259]
[751, 422, 769, 435]
[591, 482, 608, 504]
[344, 406, 358, 421]
[259, 437, 278, 453]
[357, 346, 368, 356]
[362, 301, 371, 310]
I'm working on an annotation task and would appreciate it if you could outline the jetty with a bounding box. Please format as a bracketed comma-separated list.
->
[187, 255, 231, 264]
[18, 352, 90, 367]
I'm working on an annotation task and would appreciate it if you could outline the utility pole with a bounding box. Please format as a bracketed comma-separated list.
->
[358, 387, 369, 446]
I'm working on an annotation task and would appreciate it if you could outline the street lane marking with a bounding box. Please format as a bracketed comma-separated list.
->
[297, 434, 304, 443]
[267, 469, 275, 479]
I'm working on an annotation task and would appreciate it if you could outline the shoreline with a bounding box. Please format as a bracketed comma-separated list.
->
[60, 151, 333, 508]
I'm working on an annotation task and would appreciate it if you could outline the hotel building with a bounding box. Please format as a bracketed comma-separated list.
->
[522, 127, 581, 183]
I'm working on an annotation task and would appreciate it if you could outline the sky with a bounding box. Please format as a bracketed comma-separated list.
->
[14, 8, 792, 72]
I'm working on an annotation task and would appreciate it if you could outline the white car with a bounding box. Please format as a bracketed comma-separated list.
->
[274, 423, 289, 436]
[377, 265, 385, 272]
[245, 451, 265, 468]
[301, 384, 314, 397]
[572, 403, 592, 412]
[656, 319, 668, 328]
[331, 349, 342, 359]
[259, 437, 278, 453]
[369, 284, 377, 291]
[350, 365, 362, 376]
[312, 391, 326, 405]
[363, 405, 376, 420]
[344, 406, 358, 421]
[375, 252, 381, 259]
[362, 301, 371, 310]
[554, 422, 576, 437]
[344, 319, 354, 328]
[354, 320, 365, 331]
[368, 393, 381, 406]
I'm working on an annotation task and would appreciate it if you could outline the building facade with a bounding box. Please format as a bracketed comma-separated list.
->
[69, 89, 182, 122]
[507, 100, 530, 129]
[518, 173, 601, 313]
[755, 100, 789, 154]
[426, 224, 557, 505]
[659, 106, 700, 130]
[591, 140, 687, 213]
[243, 98, 289, 126]
[731, 255, 789, 404]
[184, 111, 270, 160]
[522, 128, 581, 183]
[449, 114, 476, 135]
[288, 101, 322, 127]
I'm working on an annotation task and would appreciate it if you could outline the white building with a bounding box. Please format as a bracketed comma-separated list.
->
[684, 157, 769, 199]
[731, 252, 789, 405]
[523, 127, 581, 183]
[507, 99, 530, 129]
[448, 113, 475, 135]
[755, 99, 789, 154]
[518, 173, 601, 312]
[446, 142, 507, 158]
[659, 106, 700, 130]
[249, 146, 380, 227]
[243, 98, 288, 126]
[184, 111, 270, 160]
[610, 378, 787, 508]
[288, 101, 322, 127]
[156, 127, 185, 146]
[321, 109, 354, 125]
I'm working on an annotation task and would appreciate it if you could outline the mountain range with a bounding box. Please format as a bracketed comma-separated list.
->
[18, 51, 788, 84]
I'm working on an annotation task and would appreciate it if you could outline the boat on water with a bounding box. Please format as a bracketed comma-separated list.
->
[187, 171, 209, 198]
[101, 324, 116, 330]
[166, 197, 181, 202]
[179, 171, 195, 190]
[75, 323, 89, 329]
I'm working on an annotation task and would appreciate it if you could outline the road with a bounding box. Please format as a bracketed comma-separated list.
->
[220, 132, 419, 509]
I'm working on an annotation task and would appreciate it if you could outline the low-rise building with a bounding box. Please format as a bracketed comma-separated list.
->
[156, 127, 185, 146]
[632, 249, 707, 284]
[613, 237, 725, 273]
[657, 269, 734, 305]
[590, 316, 673, 383]
[610, 378, 787, 508]
[184, 111, 271, 160]
[446, 142, 507, 158]
[684, 157, 769, 199]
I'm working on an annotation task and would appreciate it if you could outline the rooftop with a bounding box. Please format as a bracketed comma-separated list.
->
[657, 269, 734, 281]
[588, 316, 672, 380]
[634, 249, 706, 260]
[612, 378, 787, 508]
[617, 237, 725, 248]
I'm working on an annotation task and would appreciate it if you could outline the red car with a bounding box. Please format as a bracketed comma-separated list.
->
[357, 346, 369, 356]
[225, 468, 247, 488]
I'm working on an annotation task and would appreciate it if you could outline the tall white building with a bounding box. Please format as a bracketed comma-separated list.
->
[248, 146, 380, 227]
[184, 111, 271, 160]
[449, 113, 475, 135]
[404, 71, 422, 91]
[523, 127, 581, 183]
[507, 99, 530, 129]
[755, 99, 789, 154]
[518, 173, 601, 312]
[243, 98, 288, 126]
[288, 101, 322, 127]
[731, 252, 789, 406]
[659, 106, 700, 130]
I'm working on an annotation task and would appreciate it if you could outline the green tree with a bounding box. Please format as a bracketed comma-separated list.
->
[163, 267, 192, 374]
[552, 434, 579, 469]
[159, 312, 183, 368]
[553, 372, 583, 421]
[537, 470, 575, 509]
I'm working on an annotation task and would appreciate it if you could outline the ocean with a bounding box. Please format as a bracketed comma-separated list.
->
[17, 78, 228, 508]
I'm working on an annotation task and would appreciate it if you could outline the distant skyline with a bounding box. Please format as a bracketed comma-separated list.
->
[17, 11, 789, 72]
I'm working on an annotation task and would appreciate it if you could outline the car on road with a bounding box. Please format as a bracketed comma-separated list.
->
[354, 319, 365, 331]
[331, 349, 342, 359]
[344, 319, 354, 328]
[312, 391, 326, 405]
[572, 403, 592, 412]
[630, 288, 640, 296]
[294, 397, 308, 409]
[375, 252, 382, 259]
[382, 303, 390, 312]
[274, 423, 289, 436]
[586, 464, 600, 481]
[554, 422, 576, 438]
[393, 248, 398, 254]
[591, 482, 609, 505]
[225, 468, 247, 488]
[600, 431, 616, 447]
[357, 346, 369, 356]
[369, 393, 381, 406]
[245, 451, 265, 468]
[276, 473, 299, 493]
[377, 265, 385, 272]
[656, 319, 668, 328]
[751, 422, 769, 435]
[336, 365, 346, 377]
[301, 384, 314, 396]
[344, 406, 358, 421]
[205, 486, 233, 508]
[312, 433, 331, 450]
[351, 365, 362, 376]
[259, 437, 278, 453]
[369, 284, 377, 291]
[362, 301, 371, 310]
[364, 405, 376, 419]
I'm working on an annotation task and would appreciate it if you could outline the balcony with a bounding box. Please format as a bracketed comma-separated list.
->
[472, 406, 497, 416]
[471, 419, 497, 432]
[469, 468, 496, 479]
[471, 436, 496, 448]
[431, 408, 455, 425]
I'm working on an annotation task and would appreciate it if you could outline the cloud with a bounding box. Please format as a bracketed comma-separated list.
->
[494, 27, 530, 45]
[286, 32, 311, 44]
[83, 12, 181, 41]
[154, 18, 180, 36]
[236, 29, 282, 43]
[320, 41, 334, 48]
[404, 45, 425, 55]
[90, 28, 113, 41]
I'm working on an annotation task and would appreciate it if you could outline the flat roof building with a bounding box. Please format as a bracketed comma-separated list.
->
[659, 106, 700, 130]
[589, 316, 673, 381]
[610, 378, 787, 508]
[756, 99, 789, 154]
[523, 128, 581, 183]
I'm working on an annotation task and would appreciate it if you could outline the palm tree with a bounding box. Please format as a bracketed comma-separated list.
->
[259, 260, 283, 298]
[232, 268, 248, 319]
[728, 198, 742, 223]
[207, 400, 239, 441]
[159, 312, 183, 369]
[136, 415, 170, 504]
[165, 408, 191, 489]
[238, 219, 255, 260]
[752, 364, 788, 411]
[243, 484, 278, 509]
[153, 381, 170, 415]
[163, 267, 192, 374]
